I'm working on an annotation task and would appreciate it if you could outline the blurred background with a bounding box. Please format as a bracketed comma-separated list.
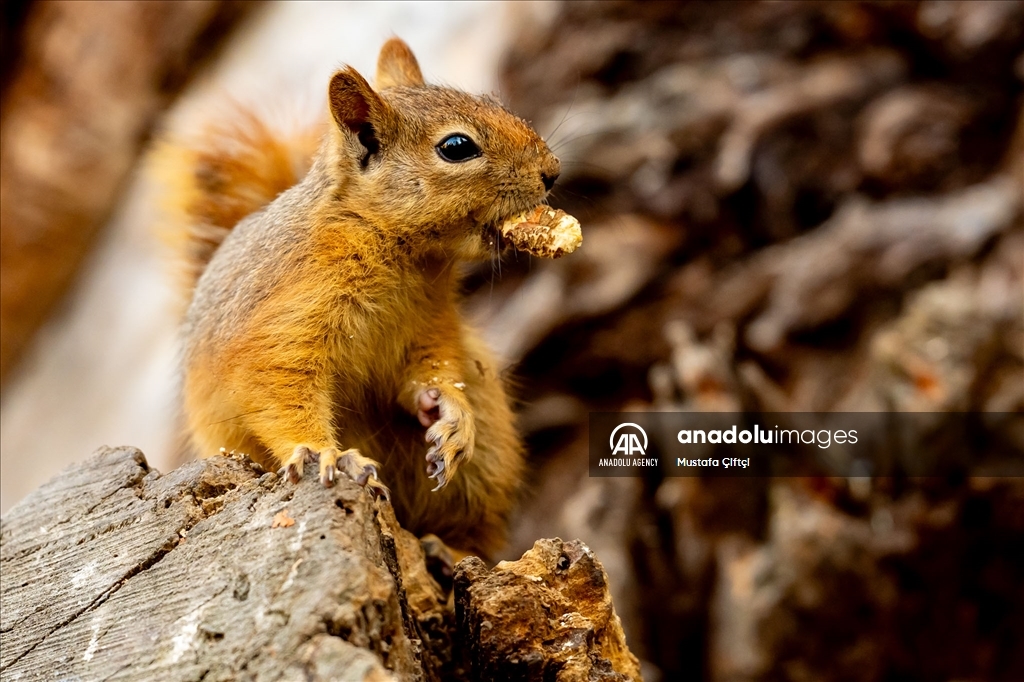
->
[1, 1, 1022, 680]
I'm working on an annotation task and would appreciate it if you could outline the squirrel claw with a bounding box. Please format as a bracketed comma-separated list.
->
[336, 449, 385, 496]
[426, 452, 449, 491]
[355, 464, 378, 486]
[320, 464, 336, 488]
[280, 463, 302, 484]
[280, 444, 319, 484]
[426, 456, 445, 479]
[365, 478, 392, 502]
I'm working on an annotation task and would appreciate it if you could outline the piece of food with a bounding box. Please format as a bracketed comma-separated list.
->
[271, 509, 295, 528]
[499, 206, 582, 258]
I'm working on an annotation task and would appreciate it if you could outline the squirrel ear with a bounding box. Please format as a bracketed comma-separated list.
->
[328, 67, 382, 133]
[329, 67, 387, 165]
[375, 37, 424, 89]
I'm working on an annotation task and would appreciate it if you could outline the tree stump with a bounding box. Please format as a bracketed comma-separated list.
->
[0, 447, 642, 681]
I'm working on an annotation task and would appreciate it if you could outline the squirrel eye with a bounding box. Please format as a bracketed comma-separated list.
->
[436, 134, 481, 162]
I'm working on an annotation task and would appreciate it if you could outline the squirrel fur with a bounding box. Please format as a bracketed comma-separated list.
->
[152, 38, 562, 559]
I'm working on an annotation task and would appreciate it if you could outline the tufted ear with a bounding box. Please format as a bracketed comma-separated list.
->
[328, 66, 388, 167]
[375, 37, 424, 89]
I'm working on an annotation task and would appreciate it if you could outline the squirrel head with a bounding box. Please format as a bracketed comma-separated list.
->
[322, 37, 561, 260]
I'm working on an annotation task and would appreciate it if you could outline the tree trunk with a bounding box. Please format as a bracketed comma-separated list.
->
[0, 0, 250, 384]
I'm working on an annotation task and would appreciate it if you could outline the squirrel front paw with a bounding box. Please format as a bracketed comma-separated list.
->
[417, 387, 475, 491]
[279, 445, 390, 500]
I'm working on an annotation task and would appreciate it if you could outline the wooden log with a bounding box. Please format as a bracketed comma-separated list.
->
[0, 447, 643, 681]
[0, 447, 438, 680]
[455, 539, 642, 681]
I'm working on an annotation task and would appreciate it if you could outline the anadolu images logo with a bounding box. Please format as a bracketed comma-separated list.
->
[610, 423, 648, 456]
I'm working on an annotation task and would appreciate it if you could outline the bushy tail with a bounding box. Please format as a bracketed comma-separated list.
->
[151, 107, 322, 309]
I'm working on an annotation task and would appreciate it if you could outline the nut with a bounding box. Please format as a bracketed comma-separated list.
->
[499, 206, 582, 258]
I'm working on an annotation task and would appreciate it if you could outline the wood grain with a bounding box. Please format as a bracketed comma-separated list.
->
[1, 447, 643, 680]
[1, 447, 423, 681]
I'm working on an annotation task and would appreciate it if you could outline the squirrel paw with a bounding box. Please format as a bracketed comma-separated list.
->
[422, 389, 475, 492]
[420, 533, 456, 592]
[336, 448, 391, 502]
[278, 444, 322, 484]
[420, 534, 474, 593]
[278, 445, 390, 500]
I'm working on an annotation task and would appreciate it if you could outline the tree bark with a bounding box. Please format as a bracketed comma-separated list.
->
[0, 447, 642, 681]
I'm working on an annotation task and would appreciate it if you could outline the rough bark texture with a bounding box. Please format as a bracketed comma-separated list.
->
[0, 447, 642, 681]
[455, 538, 641, 682]
[0, 0, 250, 385]
[4, 2, 1024, 681]
[482, 2, 1024, 680]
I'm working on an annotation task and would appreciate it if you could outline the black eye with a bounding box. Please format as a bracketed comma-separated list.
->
[436, 134, 481, 162]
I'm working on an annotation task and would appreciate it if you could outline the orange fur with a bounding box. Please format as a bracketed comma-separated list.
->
[157, 38, 562, 559]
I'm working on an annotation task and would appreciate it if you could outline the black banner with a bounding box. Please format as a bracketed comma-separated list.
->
[588, 412, 1024, 477]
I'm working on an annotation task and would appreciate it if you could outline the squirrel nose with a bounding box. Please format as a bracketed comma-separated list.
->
[541, 171, 559, 191]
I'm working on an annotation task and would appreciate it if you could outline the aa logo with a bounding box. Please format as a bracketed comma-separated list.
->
[609, 423, 648, 456]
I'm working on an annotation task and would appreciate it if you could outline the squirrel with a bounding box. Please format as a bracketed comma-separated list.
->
[152, 38, 567, 560]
